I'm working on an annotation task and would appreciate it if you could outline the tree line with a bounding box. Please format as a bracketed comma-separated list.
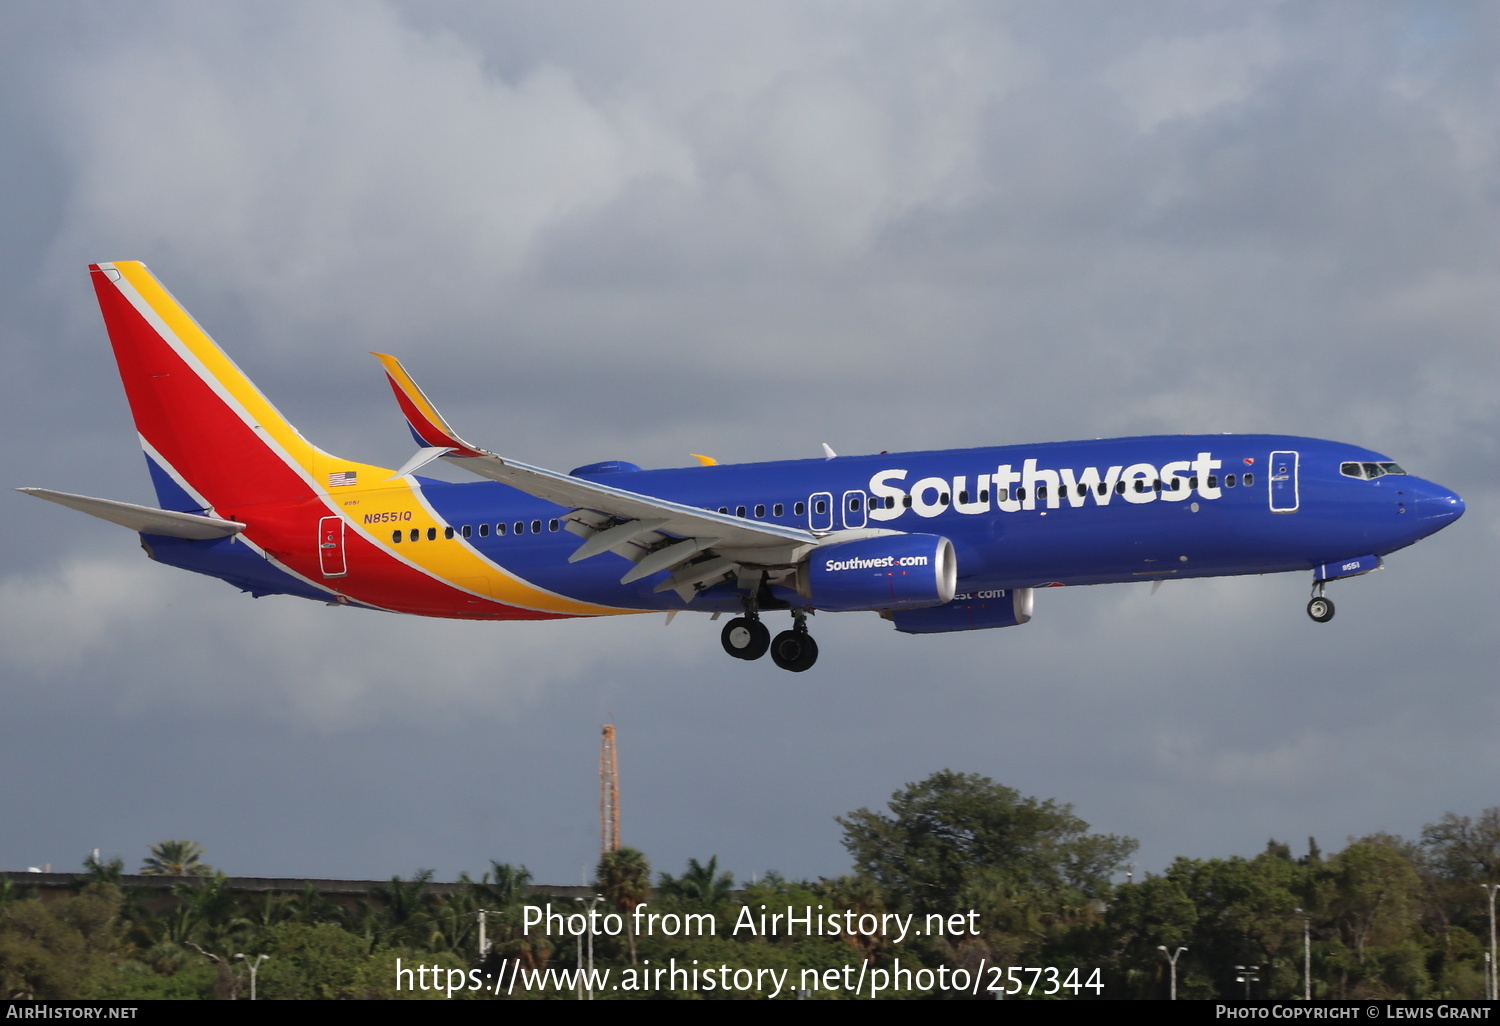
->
[1, 772, 1494, 999]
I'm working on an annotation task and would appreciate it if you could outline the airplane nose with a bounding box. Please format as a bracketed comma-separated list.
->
[1414, 484, 1464, 528]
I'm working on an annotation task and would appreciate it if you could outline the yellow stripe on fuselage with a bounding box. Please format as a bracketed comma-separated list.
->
[343, 478, 637, 616]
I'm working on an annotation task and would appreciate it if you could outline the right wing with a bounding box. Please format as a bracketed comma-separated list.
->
[372, 354, 852, 601]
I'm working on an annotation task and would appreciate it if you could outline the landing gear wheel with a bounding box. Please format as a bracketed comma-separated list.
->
[1307, 597, 1335, 623]
[721, 617, 770, 660]
[769, 630, 819, 672]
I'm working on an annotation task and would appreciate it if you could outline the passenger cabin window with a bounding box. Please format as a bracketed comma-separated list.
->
[1244, 472, 1255, 486]
[444, 526, 454, 539]
[409, 529, 419, 542]
[549, 519, 559, 532]
[735, 505, 746, 518]
[815, 499, 827, 514]
[848, 497, 861, 512]
[754, 504, 765, 518]
[773, 503, 784, 517]
[392, 530, 402, 543]
[530, 520, 542, 534]
[1226, 474, 1236, 488]
[514, 522, 524, 535]
[462, 525, 471, 538]
[794, 501, 805, 516]
[479, 523, 489, 537]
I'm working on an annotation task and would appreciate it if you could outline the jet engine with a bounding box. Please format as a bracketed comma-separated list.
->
[796, 534, 957, 612]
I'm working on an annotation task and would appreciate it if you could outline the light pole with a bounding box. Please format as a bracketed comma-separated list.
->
[1235, 964, 1260, 1000]
[1481, 884, 1498, 1001]
[576, 894, 604, 1000]
[234, 953, 268, 1001]
[1295, 907, 1311, 1000]
[1158, 945, 1187, 1000]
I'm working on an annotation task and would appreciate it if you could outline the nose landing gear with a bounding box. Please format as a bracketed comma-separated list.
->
[1307, 581, 1335, 623]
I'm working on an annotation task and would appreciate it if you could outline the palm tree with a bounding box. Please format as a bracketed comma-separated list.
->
[597, 847, 650, 963]
[470, 863, 551, 970]
[658, 856, 734, 909]
[140, 840, 212, 877]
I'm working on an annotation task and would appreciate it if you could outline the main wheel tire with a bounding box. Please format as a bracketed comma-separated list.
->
[1307, 597, 1335, 623]
[721, 617, 770, 660]
[769, 630, 819, 672]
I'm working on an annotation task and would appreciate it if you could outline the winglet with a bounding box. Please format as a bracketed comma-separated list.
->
[689, 453, 718, 467]
[371, 353, 483, 457]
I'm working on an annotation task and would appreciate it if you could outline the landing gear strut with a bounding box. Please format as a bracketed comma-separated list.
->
[1306, 581, 1335, 623]
[769, 610, 819, 672]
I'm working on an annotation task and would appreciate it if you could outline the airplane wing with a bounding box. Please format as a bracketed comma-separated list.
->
[373, 354, 832, 600]
[18, 488, 245, 540]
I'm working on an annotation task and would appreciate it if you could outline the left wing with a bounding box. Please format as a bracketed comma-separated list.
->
[372, 354, 839, 601]
[18, 488, 245, 540]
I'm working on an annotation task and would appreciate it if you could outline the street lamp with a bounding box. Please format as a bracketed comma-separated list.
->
[1295, 908, 1311, 1000]
[1235, 964, 1261, 1000]
[576, 894, 604, 1000]
[1481, 884, 1498, 1001]
[234, 953, 268, 1001]
[1158, 945, 1187, 1000]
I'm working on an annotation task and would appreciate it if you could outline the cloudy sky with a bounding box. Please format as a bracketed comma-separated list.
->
[2, 1, 1495, 888]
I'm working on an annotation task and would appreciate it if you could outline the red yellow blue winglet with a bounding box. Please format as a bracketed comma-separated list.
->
[372, 352, 488, 478]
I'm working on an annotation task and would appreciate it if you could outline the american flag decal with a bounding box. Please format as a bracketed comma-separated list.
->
[328, 471, 358, 487]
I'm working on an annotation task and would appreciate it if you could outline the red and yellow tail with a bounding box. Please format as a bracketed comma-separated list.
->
[90, 261, 382, 516]
[89, 261, 621, 620]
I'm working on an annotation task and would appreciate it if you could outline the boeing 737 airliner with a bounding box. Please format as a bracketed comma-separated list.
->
[20, 262, 1465, 671]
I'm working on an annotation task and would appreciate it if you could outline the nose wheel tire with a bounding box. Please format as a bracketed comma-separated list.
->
[769, 630, 819, 672]
[1306, 597, 1335, 623]
[721, 617, 770, 660]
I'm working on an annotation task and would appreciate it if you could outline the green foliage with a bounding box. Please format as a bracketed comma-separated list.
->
[839, 770, 1137, 915]
[5, 790, 1496, 1000]
[140, 840, 213, 878]
[657, 856, 735, 912]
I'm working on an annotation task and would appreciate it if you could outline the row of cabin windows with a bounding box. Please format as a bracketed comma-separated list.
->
[388, 470, 1266, 547]
[717, 502, 805, 519]
[716, 473, 1261, 520]
[391, 518, 560, 544]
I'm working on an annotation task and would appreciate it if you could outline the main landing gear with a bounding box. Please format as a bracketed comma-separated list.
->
[1306, 581, 1335, 623]
[720, 615, 770, 660]
[720, 609, 818, 671]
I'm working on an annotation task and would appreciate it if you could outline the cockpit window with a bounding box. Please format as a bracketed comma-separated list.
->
[1341, 461, 1409, 480]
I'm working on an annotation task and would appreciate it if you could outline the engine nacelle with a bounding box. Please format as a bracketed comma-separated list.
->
[888, 588, 1034, 634]
[801, 534, 957, 612]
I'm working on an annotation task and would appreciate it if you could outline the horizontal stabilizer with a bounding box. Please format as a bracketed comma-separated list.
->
[18, 488, 244, 540]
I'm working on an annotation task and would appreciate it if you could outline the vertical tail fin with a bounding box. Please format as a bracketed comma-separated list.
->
[90, 261, 370, 515]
